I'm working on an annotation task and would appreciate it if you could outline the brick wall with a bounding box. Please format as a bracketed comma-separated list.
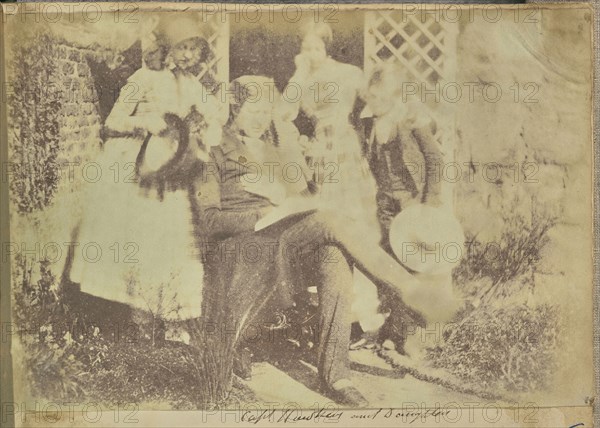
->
[53, 42, 105, 192]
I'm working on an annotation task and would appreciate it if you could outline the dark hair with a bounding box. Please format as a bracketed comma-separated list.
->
[142, 45, 168, 71]
[171, 37, 211, 77]
[226, 76, 279, 125]
[184, 36, 211, 65]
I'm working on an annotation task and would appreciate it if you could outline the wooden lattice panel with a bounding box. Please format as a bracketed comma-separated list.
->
[365, 10, 456, 84]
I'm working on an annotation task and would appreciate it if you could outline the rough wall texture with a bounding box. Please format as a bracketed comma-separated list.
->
[453, 10, 592, 240]
[54, 42, 103, 174]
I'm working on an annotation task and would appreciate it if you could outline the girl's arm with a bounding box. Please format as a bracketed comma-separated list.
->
[350, 66, 369, 134]
[191, 89, 228, 128]
[354, 65, 369, 102]
[200, 94, 227, 149]
[188, 91, 227, 157]
[273, 120, 314, 194]
[210, 87, 229, 127]
[104, 95, 143, 134]
[104, 75, 166, 136]
[279, 55, 312, 122]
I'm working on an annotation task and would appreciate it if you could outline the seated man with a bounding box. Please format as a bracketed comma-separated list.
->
[193, 75, 421, 406]
[359, 63, 444, 355]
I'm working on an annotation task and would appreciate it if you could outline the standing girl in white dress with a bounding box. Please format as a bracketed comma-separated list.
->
[70, 16, 226, 323]
[281, 22, 384, 339]
[282, 21, 378, 223]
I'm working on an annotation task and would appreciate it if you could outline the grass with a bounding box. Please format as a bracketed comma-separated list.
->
[452, 202, 556, 303]
[428, 304, 561, 392]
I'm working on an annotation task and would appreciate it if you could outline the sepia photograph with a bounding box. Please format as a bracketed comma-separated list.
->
[0, 2, 596, 427]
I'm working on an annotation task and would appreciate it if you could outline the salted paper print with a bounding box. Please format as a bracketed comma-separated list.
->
[0, 2, 595, 427]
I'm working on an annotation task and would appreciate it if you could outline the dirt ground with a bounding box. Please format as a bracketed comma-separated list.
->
[242, 349, 484, 409]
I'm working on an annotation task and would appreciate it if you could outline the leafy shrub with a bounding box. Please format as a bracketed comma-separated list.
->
[11, 254, 86, 400]
[429, 304, 561, 392]
[27, 342, 86, 400]
[8, 32, 63, 213]
[83, 340, 211, 409]
[10, 255, 235, 408]
[453, 203, 556, 302]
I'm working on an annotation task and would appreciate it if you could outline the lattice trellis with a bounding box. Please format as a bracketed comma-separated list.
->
[364, 10, 457, 84]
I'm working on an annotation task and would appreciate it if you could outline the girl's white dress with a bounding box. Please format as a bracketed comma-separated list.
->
[70, 67, 222, 321]
[286, 58, 378, 223]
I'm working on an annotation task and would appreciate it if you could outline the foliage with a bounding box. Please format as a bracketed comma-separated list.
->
[11, 254, 86, 400]
[429, 304, 561, 392]
[430, 203, 561, 393]
[10, 254, 245, 408]
[8, 32, 63, 213]
[452, 203, 557, 302]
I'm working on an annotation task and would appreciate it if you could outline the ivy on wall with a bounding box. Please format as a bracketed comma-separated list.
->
[8, 33, 63, 214]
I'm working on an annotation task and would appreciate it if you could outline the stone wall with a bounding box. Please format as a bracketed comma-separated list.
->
[453, 10, 592, 243]
[53, 42, 104, 175]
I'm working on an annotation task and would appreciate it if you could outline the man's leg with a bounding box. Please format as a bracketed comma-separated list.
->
[311, 244, 354, 386]
[277, 211, 417, 298]
[276, 217, 353, 384]
[276, 210, 425, 350]
[277, 217, 367, 405]
[300, 244, 367, 406]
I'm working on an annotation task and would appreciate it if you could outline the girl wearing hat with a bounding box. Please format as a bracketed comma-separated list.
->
[70, 14, 226, 329]
[195, 76, 424, 406]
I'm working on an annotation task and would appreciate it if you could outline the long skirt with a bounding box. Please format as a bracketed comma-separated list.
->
[70, 137, 204, 321]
